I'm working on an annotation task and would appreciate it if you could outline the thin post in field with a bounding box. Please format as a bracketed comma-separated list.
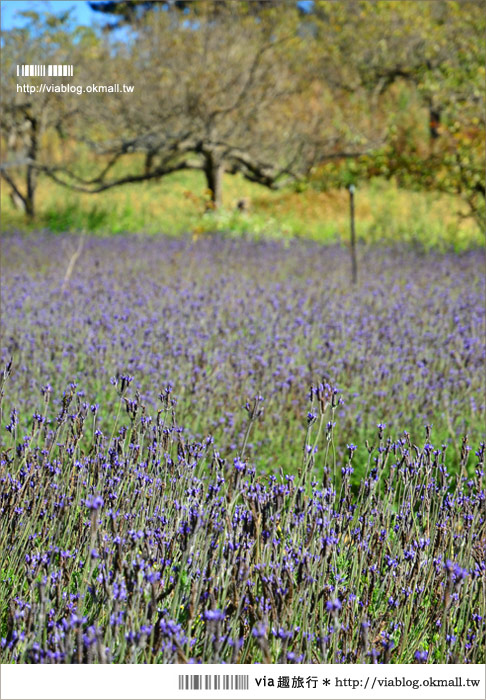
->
[348, 184, 358, 284]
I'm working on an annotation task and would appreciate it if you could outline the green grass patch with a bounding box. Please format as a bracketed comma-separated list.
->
[1, 169, 483, 251]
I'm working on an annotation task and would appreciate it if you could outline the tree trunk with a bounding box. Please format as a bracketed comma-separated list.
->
[24, 176, 35, 219]
[203, 153, 224, 209]
[3, 116, 38, 219]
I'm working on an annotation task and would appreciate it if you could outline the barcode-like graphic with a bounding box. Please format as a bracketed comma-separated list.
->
[178, 675, 249, 691]
[17, 65, 74, 77]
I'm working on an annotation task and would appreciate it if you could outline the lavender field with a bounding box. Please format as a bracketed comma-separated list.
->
[0, 233, 485, 664]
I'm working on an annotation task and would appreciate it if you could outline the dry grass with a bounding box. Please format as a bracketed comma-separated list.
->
[1, 165, 481, 250]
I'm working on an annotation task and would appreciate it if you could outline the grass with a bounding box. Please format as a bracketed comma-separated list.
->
[1, 168, 483, 251]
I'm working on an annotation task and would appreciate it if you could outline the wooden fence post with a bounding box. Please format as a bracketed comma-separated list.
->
[348, 184, 358, 285]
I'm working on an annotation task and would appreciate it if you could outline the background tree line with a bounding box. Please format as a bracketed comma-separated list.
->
[1, 0, 484, 228]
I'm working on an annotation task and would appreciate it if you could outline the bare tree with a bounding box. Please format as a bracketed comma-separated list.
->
[0, 10, 97, 218]
[45, 4, 378, 208]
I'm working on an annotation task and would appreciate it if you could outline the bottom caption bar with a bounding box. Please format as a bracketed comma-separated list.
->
[1, 664, 484, 700]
